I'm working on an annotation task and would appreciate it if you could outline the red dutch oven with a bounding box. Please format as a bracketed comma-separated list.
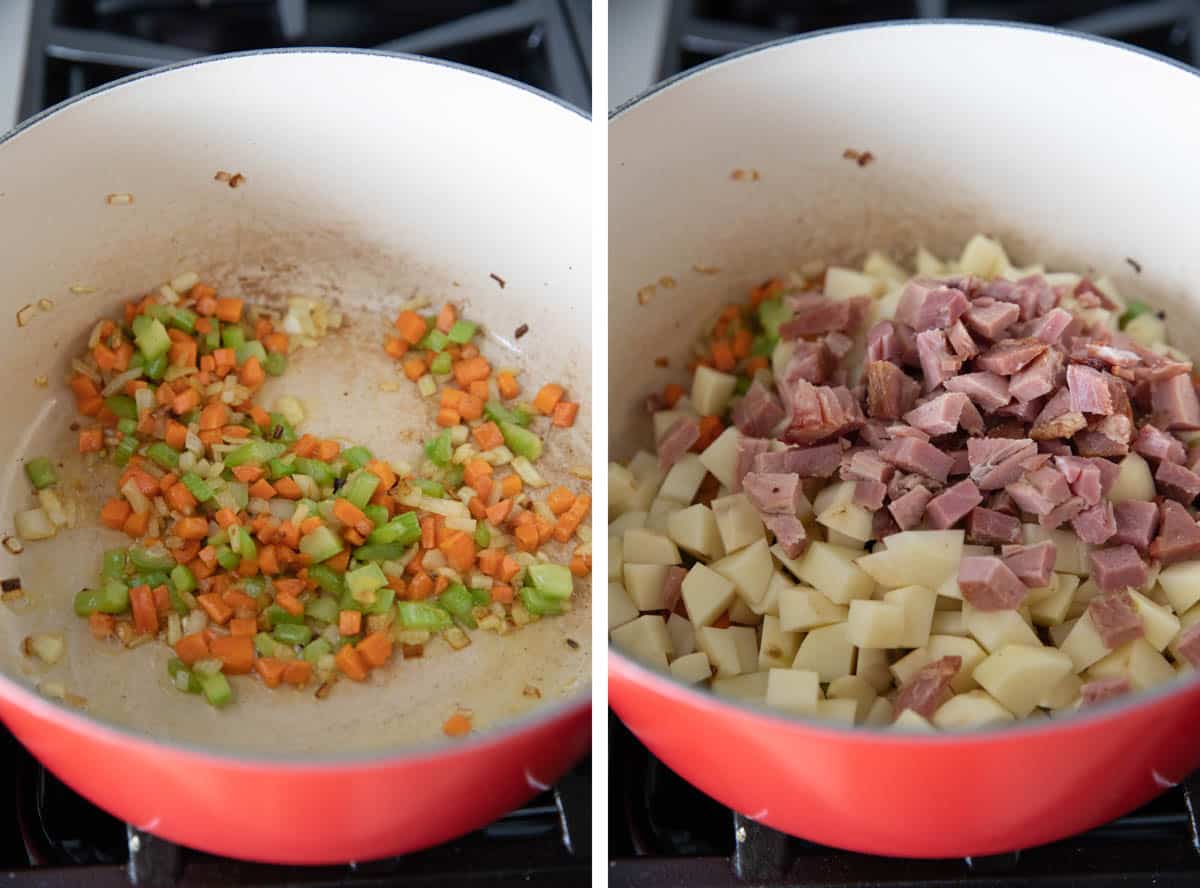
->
[0, 50, 591, 863]
[609, 21, 1200, 858]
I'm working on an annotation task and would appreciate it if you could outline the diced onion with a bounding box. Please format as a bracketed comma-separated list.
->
[15, 508, 56, 541]
[24, 632, 65, 664]
[170, 271, 198, 294]
[134, 387, 155, 414]
[121, 479, 150, 515]
[37, 489, 68, 527]
[512, 456, 547, 488]
[183, 610, 208, 635]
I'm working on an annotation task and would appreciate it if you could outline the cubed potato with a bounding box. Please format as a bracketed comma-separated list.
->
[609, 463, 638, 519]
[1157, 560, 1200, 615]
[609, 582, 640, 631]
[692, 365, 738, 416]
[611, 615, 672, 668]
[711, 671, 769, 701]
[609, 510, 648, 536]
[1108, 452, 1155, 504]
[711, 538, 773, 607]
[818, 502, 875, 543]
[787, 541, 875, 604]
[711, 493, 766, 553]
[857, 530, 964, 591]
[1059, 611, 1109, 673]
[750, 571, 787, 617]
[914, 246, 946, 277]
[927, 634, 987, 693]
[1031, 574, 1078, 626]
[864, 696, 894, 726]
[827, 675, 878, 723]
[623, 563, 672, 611]
[622, 528, 681, 565]
[779, 583, 849, 632]
[1170, 603, 1200, 661]
[962, 602, 1041, 653]
[727, 597, 764, 627]
[958, 233, 1010, 278]
[890, 647, 932, 686]
[1048, 618, 1077, 648]
[874, 286, 903, 322]
[659, 454, 708, 505]
[669, 651, 712, 684]
[973, 644, 1074, 717]
[815, 698, 859, 725]
[1128, 638, 1176, 691]
[697, 625, 760, 677]
[1039, 672, 1082, 710]
[681, 564, 737, 627]
[893, 708, 936, 731]
[698, 426, 739, 489]
[609, 535, 623, 582]
[883, 586, 937, 648]
[653, 409, 694, 443]
[824, 266, 887, 301]
[1129, 590, 1180, 651]
[646, 496, 685, 533]
[758, 614, 802, 670]
[846, 600, 906, 648]
[667, 613, 696, 658]
[1021, 524, 1089, 575]
[862, 250, 908, 284]
[628, 450, 662, 484]
[813, 479, 856, 516]
[668, 504, 725, 561]
[855, 646, 893, 693]
[765, 667, 821, 713]
[1124, 311, 1167, 348]
[792, 622, 855, 682]
[931, 610, 967, 636]
[932, 690, 1015, 729]
[1086, 642, 1133, 681]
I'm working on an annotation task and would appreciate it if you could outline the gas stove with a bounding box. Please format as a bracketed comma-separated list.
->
[18, 0, 591, 120]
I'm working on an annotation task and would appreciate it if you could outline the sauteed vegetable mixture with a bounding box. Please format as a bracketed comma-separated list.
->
[17, 275, 589, 715]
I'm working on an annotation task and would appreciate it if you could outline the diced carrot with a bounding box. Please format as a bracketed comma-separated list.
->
[275, 591, 303, 616]
[282, 660, 312, 687]
[434, 303, 456, 333]
[237, 556, 259, 577]
[732, 327, 753, 359]
[325, 549, 350, 573]
[570, 554, 591, 577]
[338, 609, 362, 636]
[174, 516, 209, 539]
[197, 592, 233, 625]
[214, 508, 239, 529]
[93, 343, 117, 371]
[468, 380, 490, 401]
[229, 617, 257, 637]
[230, 465, 263, 483]
[472, 421, 504, 451]
[441, 388, 466, 409]
[498, 556, 521, 583]
[357, 631, 394, 668]
[546, 486, 576, 515]
[660, 383, 684, 408]
[442, 713, 472, 737]
[212, 347, 237, 376]
[393, 310, 428, 345]
[311, 439, 337, 461]
[175, 632, 210, 666]
[129, 585, 157, 635]
[500, 474, 523, 498]
[168, 338, 198, 369]
[214, 297, 244, 323]
[743, 356, 768, 375]
[100, 497, 131, 530]
[248, 405, 272, 429]
[192, 282, 216, 302]
[534, 515, 555, 546]
[335, 644, 369, 681]
[263, 332, 289, 353]
[452, 356, 491, 387]
[171, 387, 200, 415]
[533, 383, 565, 415]
[199, 402, 228, 430]
[433, 574, 449, 595]
[77, 396, 103, 417]
[439, 531, 476, 572]
[70, 373, 100, 401]
[552, 401, 579, 428]
[711, 339, 736, 372]
[383, 335, 409, 359]
[403, 357, 427, 380]
[273, 476, 302, 500]
[151, 584, 171, 614]
[436, 407, 460, 427]
[162, 420, 186, 451]
[255, 657, 286, 688]
[257, 545, 280, 576]
[248, 478, 276, 500]
[514, 524, 539, 552]
[749, 277, 784, 306]
[553, 494, 591, 543]
[420, 516, 437, 549]
[477, 548, 503, 577]
[409, 573, 434, 600]
[497, 371, 520, 400]
[694, 415, 723, 451]
[122, 510, 150, 538]
[458, 395, 484, 421]
[365, 459, 396, 491]
[485, 498, 512, 525]
[467, 496, 488, 520]
[239, 356, 265, 388]
[88, 612, 115, 639]
[332, 499, 371, 536]
[210, 635, 254, 674]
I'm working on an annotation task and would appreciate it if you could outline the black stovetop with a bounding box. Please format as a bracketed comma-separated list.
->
[19, 0, 591, 120]
[609, 714, 1200, 887]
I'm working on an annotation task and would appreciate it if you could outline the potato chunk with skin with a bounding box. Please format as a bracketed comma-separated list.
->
[670, 651, 712, 684]
[667, 503, 724, 561]
[787, 541, 875, 604]
[681, 564, 736, 627]
[622, 528, 681, 565]
[846, 600, 906, 648]
[611, 615, 672, 669]
[778, 583, 848, 632]
[758, 614, 802, 670]
[792, 622, 855, 682]
[711, 493, 766, 553]
[973, 644, 1074, 717]
[609, 582, 640, 631]
[711, 538, 773, 608]
[765, 667, 821, 714]
[623, 563, 672, 611]
[932, 690, 1015, 729]
[697, 625, 759, 677]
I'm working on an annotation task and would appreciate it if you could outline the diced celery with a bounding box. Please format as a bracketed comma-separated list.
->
[167, 657, 202, 693]
[231, 525, 257, 560]
[170, 307, 197, 335]
[429, 352, 452, 375]
[474, 523, 491, 548]
[304, 595, 339, 624]
[299, 525, 343, 563]
[303, 637, 333, 664]
[527, 563, 573, 600]
[129, 545, 175, 571]
[757, 298, 791, 340]
[101, 549, 127, 579]
[307, 564, 344, 595]
[74, 588, 100, 616]
[103, 395, 138, 421]
[346, 563, 386, 603]
[266, 604, 303, 627]
[117, 418, 138, 436]
[470, 587, 491, 607]
[294, 458, 334, 485]
[439, 583, 477, 629]
[146, 442, 179, 470]
[235, 340, 267, 367]
[751, 334, 776, 357]
[239, 576, 266, 598]
[180, 472, 214, 502]
[225, 440, 286, 467]
[425, 430, 453, 466]
[363, 504, 388, 528]
[263, 352, 287, 376]
[500, 422, 542, 460]
[353, 542, 408, 563]
[221, 325, 246, 350]
[266, 458, 294, 480]
[342, 445, 373, 469]
[412, 478, 445, 498]
[367, 512, 421, 546]
[97, 579, 130, 614]
[132, 315, 171, 360]
[253, 632, 278, 657]
[397, 601, 452, 632]
[215, 545, 241, 570]
[274, 623, 313, 645]
[342, 470, 379, 510]
[520, 585, 565, 616]
[24, 457, 58, 490]
[267, 413, 298, 445]
[484, 400, 531, 427]
[198, 671, 232, 707]
[367, 587, 395, 615]
[447, 319, 477, 344]
[113, 435, 139, 466]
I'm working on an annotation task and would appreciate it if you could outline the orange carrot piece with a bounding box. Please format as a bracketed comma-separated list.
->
[393, 310, 428, 345]
[175, 632, 209, 666]
[409, 573, 434, 600]
[210, 635, 254, 674]
[335, 644, 369, 681]
[485, 498, 512, 525]
[100, 497, 132, 530]
[163, 421, 188, 450]
[436, 407, 460, 428]
[78, 426, 104, 454]
[498, 555, 521, 583]
[458, 394, 484, 421]
[467, 496, 488, 519]
[338, 609, 362, 636]
[129, 585, 158, 635]
[332, 498, 371, 536]
[255, 657, 286, 688]
[442, 713, 472, 737]
[497, 371, 520, 400]
[471, 421, 504, 451]
[325, 549, 350, 573]
[514, 524, 539, 552]
[694, 415, 723, 451]
[196, 592, 233, 625]
[420, 516, 437, 549]
[711, 339, 736, 372]
[500, 474, 523, 498]
[122, 510, 150, 538]
[435, 303, 457, 333]
[282, 660, 312, 687]
[171, 387, 200, 415]
[174, 516, 209, 539]
[214, 297, 244, 323]
[214, 508, 239, 529]
[490, 584, 514, 604]
[551, 401, 579, 428]
[316, 439, 340, 461]
[239, 356, 266, 388]
[569, 554, 591, 577]
[248, 478, 276, 500]
[199, 402, 228, 431]
[263, 332, 289, 354]
[88, 612, 115, 640]
[438, 531, 476, 572]
[452, 356, 491, 387]
[533, 383, 565, 415]
[356, 632, 393, 668]
[477, 548, 503, 577]
[231, 464, 263, 483]
[257, 545, 280, 576]
[227, 617, 257, 637]
[546, 486, 576, 515]
[403, 357, 427, 380]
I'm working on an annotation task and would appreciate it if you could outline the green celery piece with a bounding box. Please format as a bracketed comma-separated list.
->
[500, 422, 542, 461]
[447, 319, 477, 344]
[221, 325, 246, 350]
[367, 512, 421, 547]
[304, 595, 339, 624]
[166, 657, 202, 693]
[113, 435, 140, 466]
[420, 328, 449, 352]
[439, 583, 477, 629]
[198, 671, 232, 707]
[253, 632, 278, 657]
[303, 637, 333, 664]
[342, 470, 380, 510]
[180, 472, 214, 502]
[294, 457, 334, 486]
[299, 525, 343, 563]
[266, 604, 303, 627]
[117, 417, 138, 436]
[239, 576, 266, 599]
[97, 579, 130, 614]
[146, 442, 180, 470]
[484, 400, 531, 428]
[132, 315, 171, 360]
[231, 525, 257, 561]
[263, 351, 288, 377]
[527, 563, 573, 600]
[267, 413, 298, 445]
[363, 504, 388, 528]
[520, 585, 565, 616]
[353, 542, 408, 563]
[751, 334, 776, 357]
[367, 587, 395, 615]
[144, 354, 167, 381]
[136, 571, 169, 590]
[425, 430, 453, 467]
[170, 307, 197, 335]
[170, 564, 196, 596]
[346, 562, 386, 603]
[128, 545, 175, 572]
[412, 478, 445, 498]
[757, 297, 792, 340]
[215, 545, 240, 570]
[342, 445, 373, 470]
[470, 587, 491, 607]
[266, 458, 294, 481]
[103, 395, 138, 421]
[225, 440, 286, 468]
[307, 564, 344, 595]
[397, 601, 452, 632]
[1120, 300, 1154, 328]
[24, 457, 58, 490]
[735, 377, 751, 395]
[274, 623, 313, 645]
[166, 583, 190, 615]
[101, 549, 127, 579]
[235, 340, 267, 367]
[73, 589, 100, 616]
[429, 352, 452, 375]
[201, 327, 221, 353]
[442, 464, 464, 490]
[474, 523, 491, 548]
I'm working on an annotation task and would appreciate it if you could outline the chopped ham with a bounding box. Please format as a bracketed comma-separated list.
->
[825, 331, 854, 359]
[1149, 500, 1200, 565]
[866, 321, 903, 364]
[1030, 388, 1087, 440]
[1030, 307, 1073, 345]
[958, 556, 1028, 610]
[780, 295, 871, 338]
[916, 330, 962, 392]
[733, 379, 785, 438]
[1155, 459, 1200, 503]
[895, 280, 969, 332]
[764, 512, 807, 559]
[780, 339, 836, 388]
[963, 299, 1021, 340]
[1006, 466, 1070, 518]
[946, 320, 979, 360]
[1070, 501, 1117, 546]
[966, 507, 1021, 544]
[840, 449, 895, 484]
[1089, 545, 1148, 594]
[943, 371, 1012, 412]
[1074, 429, 1129, 458]
[743, 472, 806, 516]
[903, 392, 972, 437]
[662, 566, 687, 612]
[1008, 349, 1062, 403]
[975, 338, 1048, 376]
[1000, 541, 1056, 587]
[754, 442, 843, 478]
[658, 417, 699, 470]
[733, 436, 770, 493]
[1133, 423, 1186, 464]
[998, 397, 1044, 423]
[924, 479, 982, 529]
[1040, 495, 1087, 530]
[865, 361, 920, 420]
[872, 508, 900, 540]
[1067, 364, 1115, 415]
[879, 436, 954, 484]
[888, 485, 932, 530]
[1087, 591, 1144, 648]
[1151, 373, 1200, 430]
[854, 480, 888, 510]
[783, 381, 865, 444]
[1081, 676, 1132, 706]
[1176, 624, 1200, 668]
[1112, 500, 1160, 552]
[894, 655, 962, 718]
[949, 449, 971, 476]
[967, 437, 1037, 490]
